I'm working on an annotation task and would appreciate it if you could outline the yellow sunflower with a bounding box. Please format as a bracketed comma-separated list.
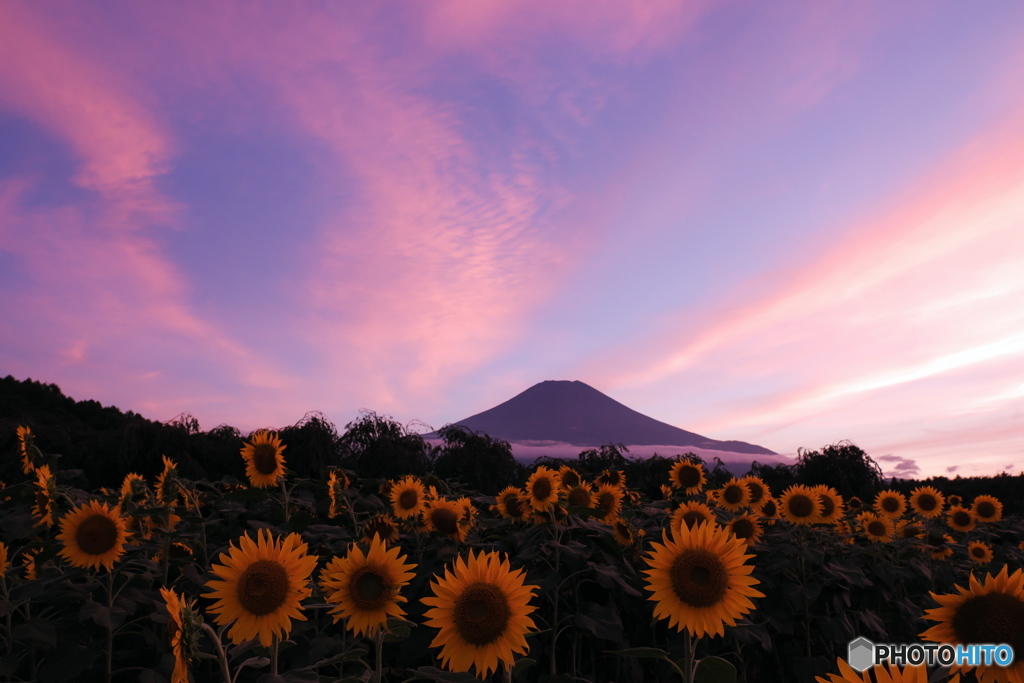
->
[591, 483, 624, 524]
[155, 455, 180, 504]
[717, 479, 751, 512]
[920, 566, 1024, 683]
[739, 476, 769, 507]
[967, 541, 994, 565]
[390, 476, 427, 520]
[493, 486, 529, 522]
[564, 481, 595, 509]
[834, 520, 855, 545]
[205, 528, 317, 646]
[22, 548, 40, 580]
[894, 519, 924, 540]
[671, 501, 717, 535]
[874, 490, 907, 519]
[320, 536, 417, 638]
[32, 464, 57, 528]
[0, 541, 8, 576]
[947, 494, 963, 508]
[117, 473, 149, 512]
[327, 470, 350, 518]
[643, 523, 764, 637]
[908, 486, 945, 519]
[779, 485, 822, 525]
[847, 496, 863, 512]
[363, 514, 400, 545]
[660, 484, 674, 501]
[161, 587, 200, 683]
[457, 497, 478, 528]
[525, 466, 561, 512]
[558, 466, 582, 490]
[757, 497, 781, 522]
[17, 425, 35, 474]
[669, 459, 706, 495]
[815, 657, 930, 683]
[596, 469, 626, 489]
[240, 431, 287, 488]
[422, 498, 468, 542]
[859, 513, 893, 543]
[422, 550, 538, 679]
[57, 500, 131, 571]
[972, 495, 1003, 523]
[924, 531, 954, 560]
[947, 505, 977, 533]
[812, 485, 845, 525]
[613, 520, 638, 547]
[727, 514, 763, 547]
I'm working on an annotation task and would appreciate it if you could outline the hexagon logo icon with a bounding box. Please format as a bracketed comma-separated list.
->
[848, 637, 875, 672]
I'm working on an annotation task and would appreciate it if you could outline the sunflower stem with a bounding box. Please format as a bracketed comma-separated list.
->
[374, 627, 384, 683]
[106, 569, 115, 683]
[679, 629, 694, 683]
[200, 622, 233, 683]
[280, 481, 291, 524]
[271, 634, 280, 675]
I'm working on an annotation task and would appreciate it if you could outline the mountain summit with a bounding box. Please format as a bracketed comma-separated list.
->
[439, 380, 775, 456]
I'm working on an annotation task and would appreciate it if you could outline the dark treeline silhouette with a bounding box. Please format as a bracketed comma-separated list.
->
[2, 376, 1020, 512]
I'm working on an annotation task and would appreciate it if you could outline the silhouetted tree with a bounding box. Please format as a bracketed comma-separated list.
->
[337, 411, 430, 479]
[277, 411, 341, 478]
[431, 425, 523, 495]
[794, 440, 884, 501]
[575, 443, 631, 478]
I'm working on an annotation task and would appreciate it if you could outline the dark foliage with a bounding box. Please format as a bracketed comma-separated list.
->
[793, 441, 884, 500]
[336, 410, 431, 480]
[431, 424, 524, 495]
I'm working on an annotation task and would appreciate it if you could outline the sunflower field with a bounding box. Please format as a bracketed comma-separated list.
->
[2, 426, 1024, 683]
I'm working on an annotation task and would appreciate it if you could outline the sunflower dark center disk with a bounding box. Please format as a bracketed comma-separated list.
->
[761, 501, 777, 517]
[971, 546, 986, 558]
[925, 532, 946, 549]
[350, 566, 391, 610]
[567, 487, 591, 507]
[746, 483, 765, 505]
[787, 495, 814, 518]
[561, 470, 580, 488]
[252, 443, 280, 475]
[952, 511, 972, 527]
[917, 494, 937, 511]
[596, 493, 615, 517]
[819, 495, 835, 517]
[236, 559, 290, 616]
[722, 486, 743, 505]
[952, 593, 1024, 653]
[849, 497, 862, 510]
[731, 518, 755, 539]
[398, 490, 418, 510]
[532, 478, 552, 501]
[677, 466, 701, 489]
[431, 508, 459, 536]
[454, 582, 511, 646]
[901, 525, 922, 539]
[76, 514, 118, 555]
[503, 495, 524, 518]
[670, 549, 729, 608]
[681, 511, 707, 529]
[976, 501, 996, 519]
[601, 472, 622, 486]
[867, 521, 887, 537]
[881, 497, 900, 513]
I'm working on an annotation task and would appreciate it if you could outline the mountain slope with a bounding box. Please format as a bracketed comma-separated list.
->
[438, 380, 775, 455]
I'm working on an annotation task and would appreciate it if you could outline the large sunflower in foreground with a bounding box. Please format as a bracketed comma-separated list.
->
[815, 657, 931, 683]
[920, 566, 1024, 683]
[972, 495, 1003, 523]
[320, 536, 417, 638]
[422, 549, 538, 679]
[669, 458, 706, 495]
[390, 476, 427, 520]
[57, 500, 130, 571]
[643, 522, 764, 637]
[240, 431, 287, 488]
[525, 467, 561, 512]
[205, 528, 317, 646]
[779, 485, 822, 525]
[909, 486, 945, 519]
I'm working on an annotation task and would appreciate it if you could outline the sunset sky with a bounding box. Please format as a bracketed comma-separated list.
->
[3, 2, 1023, 479]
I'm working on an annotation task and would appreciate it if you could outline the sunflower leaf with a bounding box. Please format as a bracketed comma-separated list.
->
[693, 656, 736, 683]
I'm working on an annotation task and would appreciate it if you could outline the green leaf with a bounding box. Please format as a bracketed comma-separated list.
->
[694, 656, 736, 683]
